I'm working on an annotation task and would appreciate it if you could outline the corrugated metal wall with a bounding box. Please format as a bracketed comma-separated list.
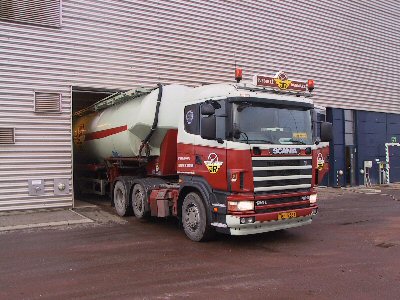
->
[0, 0, 399, 210]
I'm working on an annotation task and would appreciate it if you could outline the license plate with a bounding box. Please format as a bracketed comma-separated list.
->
[278, 211, 297, 220]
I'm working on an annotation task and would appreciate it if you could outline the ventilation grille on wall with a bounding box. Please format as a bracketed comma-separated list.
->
[0, 0, 61, 27]
[34, 92, 61, 113]
[0, 128, 15, 144]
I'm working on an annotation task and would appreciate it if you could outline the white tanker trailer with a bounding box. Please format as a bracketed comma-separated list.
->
[73, 84, 192, 162]
[73, 71, 332, 242]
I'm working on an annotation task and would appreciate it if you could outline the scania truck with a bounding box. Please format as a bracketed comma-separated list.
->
[73, 70, 332, 241]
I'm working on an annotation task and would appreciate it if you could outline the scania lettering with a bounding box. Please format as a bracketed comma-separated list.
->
[272, 148, 299, 155]
[73, 70, 332, 242]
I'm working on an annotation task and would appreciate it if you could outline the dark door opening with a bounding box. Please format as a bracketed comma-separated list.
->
[344, 110, 356, 186]
[345, 146, 356, 186]
[72, 87, 124, 206]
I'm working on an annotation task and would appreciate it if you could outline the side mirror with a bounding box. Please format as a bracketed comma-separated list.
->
[321, 122, 333, 142]
[201, 103, 215, 116]
[201, 116, 216, 140]
[232, 129, 241, 139]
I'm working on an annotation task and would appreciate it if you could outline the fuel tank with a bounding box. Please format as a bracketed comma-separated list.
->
[73, 84, 192, 163]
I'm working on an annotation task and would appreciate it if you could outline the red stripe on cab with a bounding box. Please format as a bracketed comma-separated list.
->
[85, 125, 128, 141]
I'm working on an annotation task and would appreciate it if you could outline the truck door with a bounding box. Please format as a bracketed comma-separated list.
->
[177, 104, 198, 175]
[194, 100, 228, 191]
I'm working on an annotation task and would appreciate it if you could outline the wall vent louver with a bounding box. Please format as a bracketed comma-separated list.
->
[0, 128, 15, 144]
[0, 0, 61, 27]
[34, 92, 61, 113]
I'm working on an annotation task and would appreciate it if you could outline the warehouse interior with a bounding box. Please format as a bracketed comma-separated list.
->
[72, 88, 121, 204]
[72, 88, 117, 114]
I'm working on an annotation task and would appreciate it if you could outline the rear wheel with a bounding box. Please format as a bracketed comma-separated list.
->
[132, 183, 148, 219]
[113, 181, 129, 217]
[182, 192, 213, 242]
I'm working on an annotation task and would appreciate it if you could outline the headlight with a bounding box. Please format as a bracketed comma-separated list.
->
[228, 201, 254, 212]
[309, 194, 317, 204]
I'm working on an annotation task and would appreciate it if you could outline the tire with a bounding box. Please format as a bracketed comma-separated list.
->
[113, 180, 129, 217]
[182, 192, 213, 242]
[131, 183, 148, 219]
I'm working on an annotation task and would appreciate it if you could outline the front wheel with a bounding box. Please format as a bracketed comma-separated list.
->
[182, 192, 213, 242]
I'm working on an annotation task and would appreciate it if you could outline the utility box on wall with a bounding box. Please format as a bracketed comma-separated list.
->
[54, 179, 70, 195]
[28, 179, 45, 196]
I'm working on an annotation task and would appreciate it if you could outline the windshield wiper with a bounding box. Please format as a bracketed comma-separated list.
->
[245, 139, 274, 144]
[290, 139, 307, 145]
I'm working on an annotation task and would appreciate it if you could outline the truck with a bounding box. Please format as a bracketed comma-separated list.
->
[73, 70, 332, 241]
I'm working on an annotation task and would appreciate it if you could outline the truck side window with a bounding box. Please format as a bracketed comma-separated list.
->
[184, 104, 199, 134]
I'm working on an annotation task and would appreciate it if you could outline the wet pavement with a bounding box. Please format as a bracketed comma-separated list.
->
[0, 188, 399, 299]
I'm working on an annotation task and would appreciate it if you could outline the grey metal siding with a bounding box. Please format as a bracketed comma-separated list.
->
[0, 0, 399, 210]
[0, 0, 61, 28]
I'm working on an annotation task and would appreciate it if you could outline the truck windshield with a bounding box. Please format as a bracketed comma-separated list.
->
[232, 103, 313, 145]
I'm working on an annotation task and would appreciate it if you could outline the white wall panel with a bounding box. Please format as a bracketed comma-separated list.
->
[0, 0, 399, 210]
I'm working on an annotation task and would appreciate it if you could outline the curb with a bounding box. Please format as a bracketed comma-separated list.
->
[0, 218, 94, 232]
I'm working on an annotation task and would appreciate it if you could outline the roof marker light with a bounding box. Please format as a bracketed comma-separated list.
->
[307, 79, 315, 92]
[235, 68, 243, 83]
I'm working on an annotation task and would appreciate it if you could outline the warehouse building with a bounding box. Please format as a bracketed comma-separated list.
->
[0, 0, 399, 210]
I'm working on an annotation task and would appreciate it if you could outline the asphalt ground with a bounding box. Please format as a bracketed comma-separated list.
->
[0, 188, 399, 300]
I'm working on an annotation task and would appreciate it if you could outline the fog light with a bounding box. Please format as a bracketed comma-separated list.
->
[312, 208, 318, 215]
[309, 194, 317, 204]
[240, 217, 255, 224]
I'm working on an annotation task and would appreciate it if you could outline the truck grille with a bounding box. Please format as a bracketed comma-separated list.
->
[252, 156, 313, 194]
[256, 204, 309, 214]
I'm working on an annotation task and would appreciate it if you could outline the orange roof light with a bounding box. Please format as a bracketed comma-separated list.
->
[307, 79, 315, 92]
[235, 68, 243, 83]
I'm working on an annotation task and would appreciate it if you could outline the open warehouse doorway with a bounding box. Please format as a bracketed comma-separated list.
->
[72, 87, 124, 206]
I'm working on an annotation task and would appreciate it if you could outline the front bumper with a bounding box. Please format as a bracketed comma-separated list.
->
[214, 206, 318, 236]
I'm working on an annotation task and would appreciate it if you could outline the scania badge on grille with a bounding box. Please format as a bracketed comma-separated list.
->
[272, 147, 299, 155]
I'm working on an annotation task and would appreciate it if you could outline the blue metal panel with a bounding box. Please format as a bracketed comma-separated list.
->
[357, 111, 386, 123]
[386, 113, 400, 142]
[331, 108, 344, 121]
[355, 111, 389, 185]
[357, 121, 386, 135]
[330, 108, 344, 145]
[387, 114, 400, 125]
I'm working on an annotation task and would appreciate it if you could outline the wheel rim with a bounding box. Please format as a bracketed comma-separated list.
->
[184, 203, 200, 232]
[134, 189, 144, 213]
[115, 188, 124, 210]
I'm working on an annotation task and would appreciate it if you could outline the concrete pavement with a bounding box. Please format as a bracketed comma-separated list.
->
[0, 188, 399, 299]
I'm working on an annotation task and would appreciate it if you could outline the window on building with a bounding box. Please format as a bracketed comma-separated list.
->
[344, 110, 355, 146]
[0, 0, 61, 28]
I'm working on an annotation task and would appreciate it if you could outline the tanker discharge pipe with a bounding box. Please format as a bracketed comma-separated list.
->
[139, 83, 163, 157]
